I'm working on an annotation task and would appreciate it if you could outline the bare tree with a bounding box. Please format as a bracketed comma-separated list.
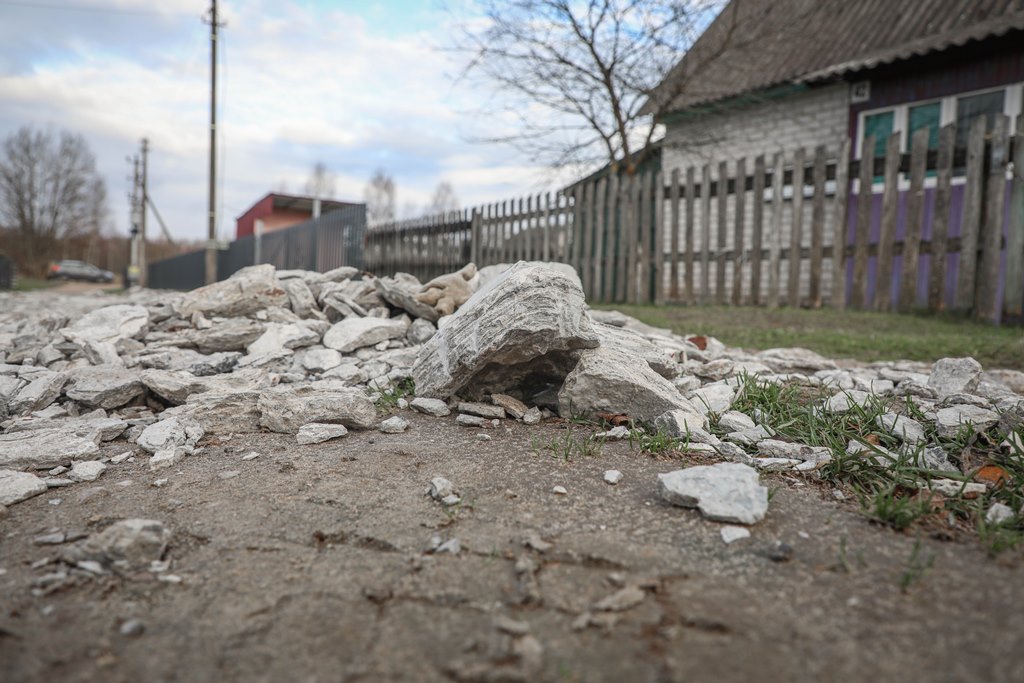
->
[0, 126, 110, 274]
[304, 161, 337, 199]
[364, 169, 396, 226]
[451, 0, 726, 173]
[428, 180, 460, 215]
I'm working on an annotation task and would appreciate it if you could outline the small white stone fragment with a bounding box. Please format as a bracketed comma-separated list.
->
[240, 451, 260, 461]
[435, 538, 461, 554]
[296, 422, 349, 445]
[428, 476, 455, 500]
[69, 461, 107, 482]
[0, 470, 49, 506]
[720, 525, 751, 544]
[149, 447, 187, 471]
[594, 425, 630, 440]
[410, 397, 450, 417]
[379, 416, 409, 433]
[985, 502, 1014, 525]
[929, 478, 986, 497]
[110, 451, 134, 464]
[152, 478, 168, 488]
[522, 407, 542, 425]
[552, 485, 568, 495]
[603, 470, 623, 485]
[658, 462, 768, 525]
[476, 434, 492, 441]
[456, 414, 487, 427]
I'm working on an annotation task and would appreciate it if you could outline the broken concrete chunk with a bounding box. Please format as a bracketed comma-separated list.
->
[658, 462, 768, 525]
[322, 317, 408, 354]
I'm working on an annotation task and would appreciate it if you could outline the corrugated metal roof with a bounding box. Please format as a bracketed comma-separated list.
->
[647, 0, 1024, 115]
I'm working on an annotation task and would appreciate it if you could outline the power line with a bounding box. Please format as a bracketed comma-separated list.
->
[0, 0, 187, 16]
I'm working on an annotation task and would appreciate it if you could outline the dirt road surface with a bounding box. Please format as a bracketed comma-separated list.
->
[2, 411, 1022, 682]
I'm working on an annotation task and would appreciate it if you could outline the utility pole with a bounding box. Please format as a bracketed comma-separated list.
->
[128, 154, 140, 286]
[203, 0, 224, 285]
[140, 138, 149, 287]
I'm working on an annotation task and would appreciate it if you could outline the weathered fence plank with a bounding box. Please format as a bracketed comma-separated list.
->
[928, 124, 955, 311]
[851, 135, 874, 309]
[716, 161, 728, 305]
[875, 132, 901, 311]
[977, 114, 1010, 322]
[653, 170, 666, 305]
[669, 168, 681, 300]
[700, 164, 711, 305]
[899, 128, 929, 312]
[956, 117, 987, 311]
[1006, 114, 1024, 321]
[809, 146, 826, 308]
[685, 166, 696, 303]
[767, 152, 783, 309]
[732, 157, 746, 305]
[750, 155, 765, 305]
[830, 138, 851, 309]
[787, 147, 805, 307]
[593, 178, 608, 302]
[604, 176, 618, 302]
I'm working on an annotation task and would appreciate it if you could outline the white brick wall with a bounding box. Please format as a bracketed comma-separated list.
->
[658, 83, 850, 306]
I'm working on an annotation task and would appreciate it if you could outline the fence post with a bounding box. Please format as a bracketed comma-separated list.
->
[732, 157, 746, 305]
[254, 218, 263, 265]
[750, 156, 765, 305]
[471, 208, 481, 267]
[669, 168, 681, 300]
[767, 152, 783, 309]
[594, 178, 608, 303]
[899, 128, 930, 312]
[830, 138, 852, 309]
[976, 114, 1010, 322]
[809, 145, 827, 308]
[929, 124, 956, 311]
[787, 148, 805, 307]
[604, 175, 618, 302]
[715, 161, 728, 305]
[875, 132, 901, 311]
[653, 169, 666, 305]
[956, 117, 987, 312]
[1005, 113, 1024, 322]
[685, 166, 696, 304]
[851, 135, 875, 309]
[639, 172, 653, 303]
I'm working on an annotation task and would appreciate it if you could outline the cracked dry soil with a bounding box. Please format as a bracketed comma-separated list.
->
[2, 411, 1023, 682]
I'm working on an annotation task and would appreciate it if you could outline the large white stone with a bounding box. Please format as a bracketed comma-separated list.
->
[935, 404, 999, 437]
[877, 412, 926, 445]
[928, 357, 983, 397]
[592, 322, 678, 379]
[137, 416, 205, 454]
[0, 469, 49, 506]
[61, 304, 149, 345]
[412, 262, 599, 398]
[296, 422, 349, 445]
[65, 365, 144, 409]
[658, 462, 768, 525]
[178, 264, 289, 318]
[0, 428, 101, 470]
[559, 346, 693, 423]
[323, 317, 408, 353]
[246, 322, 321, 356]
[7, 371, 67, 415]
[258, 385, 377, 432]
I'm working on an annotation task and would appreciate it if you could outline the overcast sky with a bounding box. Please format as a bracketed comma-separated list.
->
[0, 0, 572, 242]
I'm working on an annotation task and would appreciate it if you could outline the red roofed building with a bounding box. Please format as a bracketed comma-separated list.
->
[235, 192, 362, 239]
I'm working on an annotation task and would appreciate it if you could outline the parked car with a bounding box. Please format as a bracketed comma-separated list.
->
[46, 260, 114, 283]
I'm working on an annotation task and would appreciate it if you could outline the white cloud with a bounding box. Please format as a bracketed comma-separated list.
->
[0, 0, 578, 243]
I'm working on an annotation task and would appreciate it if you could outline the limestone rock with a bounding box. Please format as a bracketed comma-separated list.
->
[69, 460, 107, 482]
[280, 277, 319, 318]
[412, 262, 599, 398]
[65, 365, 144, 409]
[8, 371, 67, 415]
[379, 415, 409, 433]
[410, 397, 450, 417]
[323, 317, 408, 353]
[491, 393, 528, 420]
[137, 416, 205, 454]
[258, 385, 377, 433]
[0, 469, 49, 506]
[0, 428, 101, 470]
[935, 405, 999, 437]
[653, 407, 711, 437]
[406, 317, 437, 345]
[63, 519, 170, 572]
[928, 357, 983, 398]
[296, 422, 349, 445]
[687, 383, 736, 415]
[658, 462, 768, 525]
[180, 390, 262, 434]
[375, 274, 440, 322]
[297, 348, 343, 374]
[246, 322, 321, 356]
[191, 318, 267, 353]
[458, 401, 506, 419]
[877, 413, 926, 445]
[592, 321, 677, 379]
[61, 304, 149, 345]
[178, 264, 288, 318]
[559, 346, 692, 423]
[140, 369, 210, 405]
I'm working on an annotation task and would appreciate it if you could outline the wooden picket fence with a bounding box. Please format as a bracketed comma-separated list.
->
[362, 114, 1023, 323]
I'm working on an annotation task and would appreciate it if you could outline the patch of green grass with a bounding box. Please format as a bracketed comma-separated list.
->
[593, 304, 1024, 370]
[898, 539, 935, 592]
[13, 277, 57, 292]
[863, 486, 933, 531]
[371, 377, 416, 411]
[628, 427, 686, 455]
[532, 429, 604, 460]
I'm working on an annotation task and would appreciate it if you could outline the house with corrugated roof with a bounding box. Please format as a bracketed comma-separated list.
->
[645, 0, 1024, 173]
